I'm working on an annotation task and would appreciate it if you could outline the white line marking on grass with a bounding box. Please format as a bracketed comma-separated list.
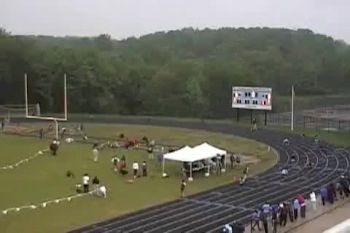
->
[0, 191, 94, 215]
[0, 149, 49, 171]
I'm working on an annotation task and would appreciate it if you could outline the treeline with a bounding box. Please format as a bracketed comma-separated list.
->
[0, 27, 349, 118]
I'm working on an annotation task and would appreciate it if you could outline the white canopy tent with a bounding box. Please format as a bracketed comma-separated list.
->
[192, 142, 226, 156]
[162, 143, 227, 181]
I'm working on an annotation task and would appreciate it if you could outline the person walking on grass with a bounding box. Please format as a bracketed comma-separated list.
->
[92, 144, 99, 162]
[181, 179, 186, 198]
[82, 173, 90, 193]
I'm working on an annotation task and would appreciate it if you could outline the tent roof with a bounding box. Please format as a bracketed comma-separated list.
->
[163, 146, 194, 162]
[192, 142, 227, 156]
[163, 143, 226, 163]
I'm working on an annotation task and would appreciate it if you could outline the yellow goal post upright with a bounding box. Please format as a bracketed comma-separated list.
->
[24, 73, 68, 139]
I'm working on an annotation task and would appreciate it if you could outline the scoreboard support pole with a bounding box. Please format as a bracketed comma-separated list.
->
[264, 111, 267, 126]
[250, 110, 253, 124]
[236, 109, 240, 122]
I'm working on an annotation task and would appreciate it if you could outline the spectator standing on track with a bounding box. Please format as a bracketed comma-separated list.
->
[132, 161, 139, 179]
[251, 209, 261, 231]
[339, 175, 350, 197]
[320, 186, 328, 206]
[297, 194, 306, 218]
[287, 201, 294, 222]
[271, 205, 278, 233]
[180, 179, 186, 198]
[280, 202, 288, 226]
[82, 174, 90, 193]
[310, 191, 317, 211]
[260, 211, 269, 233]
[336, 182, 344, 199]
[142, 161, 147, 177]
[327, 184, 334, 204]
[293, 198, 300, 220]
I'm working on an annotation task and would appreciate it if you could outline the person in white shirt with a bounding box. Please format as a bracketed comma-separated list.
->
[310, 191, 317, 211]
[221, 224, 232, 233]
[92, 144, 99, 162]
[281, 168, 288, 176]
[132, 161, 139, 179]
[82, 174, 90, 193]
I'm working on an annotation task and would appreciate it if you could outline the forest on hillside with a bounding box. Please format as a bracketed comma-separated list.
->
[0, 27, 349, 118]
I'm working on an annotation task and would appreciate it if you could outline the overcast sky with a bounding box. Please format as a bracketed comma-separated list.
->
[1, 0, 349, 42]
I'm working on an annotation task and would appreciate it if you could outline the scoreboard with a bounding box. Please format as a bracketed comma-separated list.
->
[232, 86, 272, 111]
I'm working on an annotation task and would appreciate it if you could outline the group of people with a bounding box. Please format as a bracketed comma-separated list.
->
[111, 154, 148, 179]
[249, 174, 350, 233]
[76, 174, 107, 198]
[250, 193, 307, 233]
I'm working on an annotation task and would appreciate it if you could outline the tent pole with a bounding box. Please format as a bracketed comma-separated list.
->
[190, 162, 193, 180]
[207, 159, 210, 176]
[162, 158, 165, 176]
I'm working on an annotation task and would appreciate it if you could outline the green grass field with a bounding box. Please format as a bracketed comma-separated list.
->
[275, 127, 350, 147]
[0, 124, 276, 233]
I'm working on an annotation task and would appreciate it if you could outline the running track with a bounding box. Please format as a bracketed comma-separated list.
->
[62, 119, 350, 233]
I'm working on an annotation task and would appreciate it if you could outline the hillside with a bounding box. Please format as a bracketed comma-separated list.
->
[0, 27, 349, 118]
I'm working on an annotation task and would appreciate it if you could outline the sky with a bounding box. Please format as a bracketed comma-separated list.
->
[1, 0, 350, 42]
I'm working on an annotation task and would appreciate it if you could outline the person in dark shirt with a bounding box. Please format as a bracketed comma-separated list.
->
[230, 154, 235, 169]
[260, 211, 268, 233]
[50, 139, 59, 155]
[92, 176, 100, 192]
[236, 155, 241, 166]
[280, 202, 288, 226]
[142, 161, 147, 177]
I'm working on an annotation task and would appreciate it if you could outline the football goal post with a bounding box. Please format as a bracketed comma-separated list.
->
[24, 73, 68, 139]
